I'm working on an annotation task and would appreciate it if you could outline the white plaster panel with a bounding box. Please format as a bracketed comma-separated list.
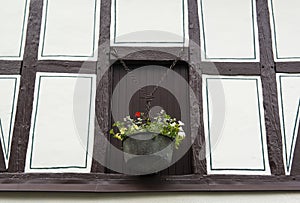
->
[268, 0, 300, 61]
[38, 0, 101, 61]
[111, 0, 189, 47]
[198, 0, 259, 62]
[277, 73, 300, 175]
[0, 75, 20, 168]
[25, 72, 96, 173]
[0, 0, 30, 60]
[203, 75, 270, 175]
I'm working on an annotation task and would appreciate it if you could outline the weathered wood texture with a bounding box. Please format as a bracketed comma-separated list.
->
[0, 61, 21, 75]
[8, 0, 44, 172]
[91, 0, 112, 173]
[256, 0, 285, 175]
[201, 62, 260, 75]
[188, 0, 206, 174]
[36, 61, 96, 74]
[0, 173, 299, 192]
[110, 47, 189, 61]
[276, 62, 300, 73]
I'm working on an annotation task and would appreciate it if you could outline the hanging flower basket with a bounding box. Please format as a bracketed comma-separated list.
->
[110, 110, 186, 174]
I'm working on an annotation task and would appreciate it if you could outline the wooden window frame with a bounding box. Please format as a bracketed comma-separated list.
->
[0, 0, 300, 192]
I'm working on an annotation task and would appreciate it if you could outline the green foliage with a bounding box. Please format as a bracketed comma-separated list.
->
[109, 110, 186, 149]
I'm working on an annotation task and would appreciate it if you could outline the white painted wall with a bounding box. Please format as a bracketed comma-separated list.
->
[0, 192, 299, 203]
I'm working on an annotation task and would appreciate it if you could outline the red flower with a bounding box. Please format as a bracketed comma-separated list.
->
[135, 112, 141, 118]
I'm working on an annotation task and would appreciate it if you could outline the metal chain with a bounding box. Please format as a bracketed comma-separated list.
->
[149, 52, 183, 96]
[111, 49, 148, 97]
[111, 48, 184, 116]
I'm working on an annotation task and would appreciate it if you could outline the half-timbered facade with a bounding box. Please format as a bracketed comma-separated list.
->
[0, 0, 299, 191]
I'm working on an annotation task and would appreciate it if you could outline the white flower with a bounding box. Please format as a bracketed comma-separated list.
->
[178, 131, 186, 138]
[170, 122, 176, 127]
[178, 121, 185, 126]
[178, 126, 185, 138]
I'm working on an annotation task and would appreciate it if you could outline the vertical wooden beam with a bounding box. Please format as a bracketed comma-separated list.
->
[256, 0, 285, 175]
[91, 0, 112, 173]
[0, 143, 6, 172]
[8, 0, 43, 172]
[189, 0, 207, 174]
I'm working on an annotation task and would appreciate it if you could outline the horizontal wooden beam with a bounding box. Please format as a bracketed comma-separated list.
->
[0, 61, 21, 75]
[201, 62, 260, 75]
[0, 173, 300, 192]
[110, 47, 189, 61]
[276, 62, 300, 73]
[37, 61, 97, 74]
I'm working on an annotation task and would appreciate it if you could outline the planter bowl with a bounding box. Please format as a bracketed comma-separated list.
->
[122, 132, 174, 174]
